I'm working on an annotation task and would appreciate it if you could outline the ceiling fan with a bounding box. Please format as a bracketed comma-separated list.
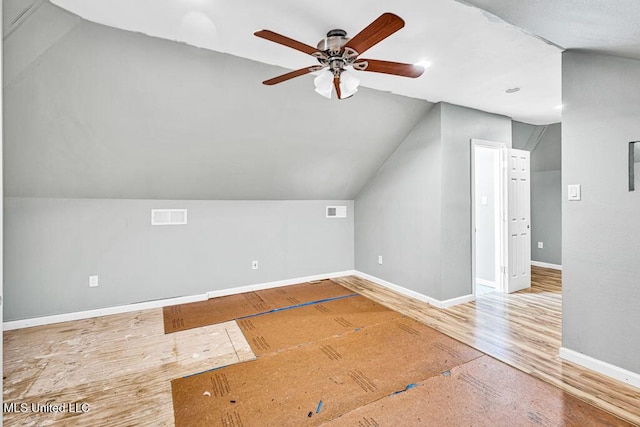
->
[254, 13, 425, 99]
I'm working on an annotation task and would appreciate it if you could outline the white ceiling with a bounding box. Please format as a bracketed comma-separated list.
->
[462, 0, 640, 61]
[50, 0, 564, 124]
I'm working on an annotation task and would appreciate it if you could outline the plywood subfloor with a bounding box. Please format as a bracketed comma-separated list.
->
[3, 310, 254, 426]
[172, 317, 484, 426]
[325, 355, 630, 426]
[172, 281, 633, 426]
[4, 267, 639, 425]
[237, 295, 402, 356]
[163, 279, 355, 333]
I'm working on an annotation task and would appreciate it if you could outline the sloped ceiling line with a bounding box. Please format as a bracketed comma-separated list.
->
[4, 6, 434, 200]
[3, 0, 82, 88]
[460, 0, 640, 60]
[453, 0, 565, 51]
[48, 0, 564, 124]
[524, 125, 548, 153]
[5, 0, 42, 35]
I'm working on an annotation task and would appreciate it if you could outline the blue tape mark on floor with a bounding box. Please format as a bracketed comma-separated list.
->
[182, 293, 359, 378]
[182, 359, 258, 379]
[388, 383, 419, 397]
[316, 400, 323, 413]
[237, 293, 359, 320]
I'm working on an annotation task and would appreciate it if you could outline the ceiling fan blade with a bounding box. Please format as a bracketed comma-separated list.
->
[263, 66, 321, 85]
[254, 30, 320, 56]
[354, 59, 424, 78]
[344, 13, 404, 56]
[333, 75, 341, 99]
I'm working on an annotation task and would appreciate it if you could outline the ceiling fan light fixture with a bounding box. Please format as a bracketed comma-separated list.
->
[314, 70, 334, 98]
[256, 13, 424, 99]
[340, 70, 360, 98]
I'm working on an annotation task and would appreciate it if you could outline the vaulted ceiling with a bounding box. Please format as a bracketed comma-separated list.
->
[3, 1, 431, 200]
[47, 0, 563, 125]
[4, 0, 640, 200]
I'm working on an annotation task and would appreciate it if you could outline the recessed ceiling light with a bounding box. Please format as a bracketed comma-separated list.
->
[505, 87, 520, 94]
[414, 60, 432, 69]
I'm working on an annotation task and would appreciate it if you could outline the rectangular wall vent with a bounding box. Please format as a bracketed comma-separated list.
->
[326, 206, 347, 218]
[151, 209, 187, 225]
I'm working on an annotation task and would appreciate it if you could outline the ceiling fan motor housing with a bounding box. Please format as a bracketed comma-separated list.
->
[315, 29, 361, 75]
[317, 29, 350, 55]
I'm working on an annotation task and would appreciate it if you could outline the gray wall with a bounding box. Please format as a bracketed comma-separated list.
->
[4, 198, 354, 320]
[355, 103, 511, 301]
[562, 50, 640, 373]
[531, 170, 562, 265]
[513, 121, 562, 265]
[512, 121, 536, 150]
[531, 123, 562, 171]
[355, 105, 443, 299]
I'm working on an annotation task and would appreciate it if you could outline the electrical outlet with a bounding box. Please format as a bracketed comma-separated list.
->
[538, 242, 544, 249]
[378, 255, 383, 265]
[89, 275, 99, 287]
[252, 260, 259, 270]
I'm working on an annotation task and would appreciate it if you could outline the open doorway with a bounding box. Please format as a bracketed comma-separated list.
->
[472, 140, 505, 296]
[471, 139, 532, 297]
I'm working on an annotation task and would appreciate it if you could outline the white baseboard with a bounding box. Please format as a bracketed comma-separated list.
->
[206, 271, 356, 299]
[440, 293, 476, 307]
[3, 270, 356, 331]
[531, 261, 562, 270]
[354, 271, 474, 309]
[559, 347, 640, 390]
[476, 278, 496, 288]
[3, 293, 208, 331]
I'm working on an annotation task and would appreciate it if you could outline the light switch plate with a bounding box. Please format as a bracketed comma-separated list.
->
[568, 184, 581, 201]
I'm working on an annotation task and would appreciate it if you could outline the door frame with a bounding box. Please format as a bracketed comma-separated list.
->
[471, 139, 507, 296]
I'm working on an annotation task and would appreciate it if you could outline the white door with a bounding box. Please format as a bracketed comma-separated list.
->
[506, 149, 531, 293]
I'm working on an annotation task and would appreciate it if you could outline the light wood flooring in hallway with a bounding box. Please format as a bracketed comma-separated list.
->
[334, 267, 640, 425]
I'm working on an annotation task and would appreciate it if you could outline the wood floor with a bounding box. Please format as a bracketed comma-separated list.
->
[3, 266, 640, 425]
[334, 267, 640, 425]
